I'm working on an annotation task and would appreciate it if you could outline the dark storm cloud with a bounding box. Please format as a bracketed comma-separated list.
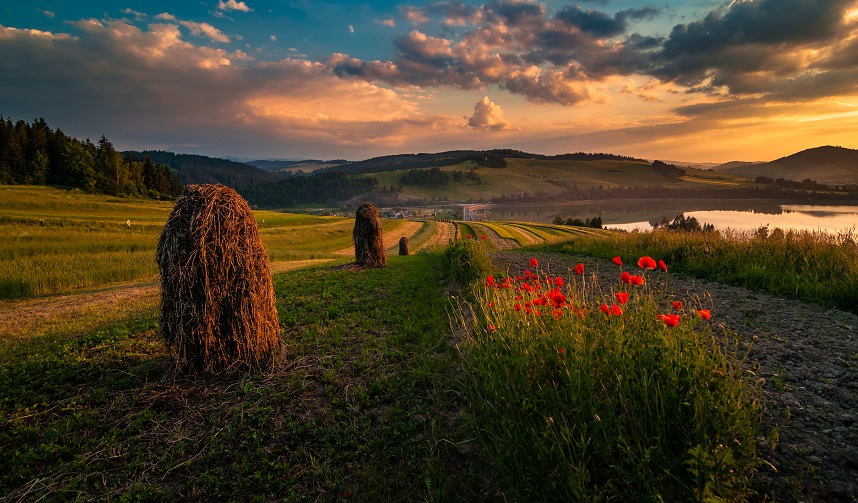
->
[555, 5, 659, 38]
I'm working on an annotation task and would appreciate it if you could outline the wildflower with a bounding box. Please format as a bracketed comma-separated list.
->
[516, 275, 523, 281]
[481, 235, 487, 240]
[488, 301, 494, 308]
[629, 275, 645, 286]
[514, 303, 522, 311]
[599, 303, 610, 314]
[672, 300, 683, 311]
[615, 292, 629, 304]
[486, 275, 496, 286]
[612, 256, 623, 266]
[638, 256, 657, 269]
[658, 259, 668, 272]
[660, 313, 680, 327]
[488, 324, 496, 331]
[611, 304, 623, 316]
[530, 257, 539, 268]
[554, 276, 564, 287]
[548, 289, 566, 308]
[573, 263, 585, 275]
[620, 271, 631, 284]
[697, 309, 711, 319]
[343, 491, 352, 498]
[467, 234, 472, 239]
[558, 348, 565, 356]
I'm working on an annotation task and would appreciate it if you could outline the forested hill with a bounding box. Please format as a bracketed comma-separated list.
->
[0, 116, 181, 198]
[125, 150, 281, 187]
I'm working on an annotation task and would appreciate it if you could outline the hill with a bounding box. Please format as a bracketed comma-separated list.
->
[711, 161, 764, 171]
[716, 146, 858, 185]
[125, 150, 282, 187]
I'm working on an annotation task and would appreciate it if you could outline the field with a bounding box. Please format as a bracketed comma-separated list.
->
[3, 186, 856, 501]
[367, 158, 749, 202]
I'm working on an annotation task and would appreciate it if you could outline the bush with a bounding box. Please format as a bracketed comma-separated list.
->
[444, 239, 493, 285]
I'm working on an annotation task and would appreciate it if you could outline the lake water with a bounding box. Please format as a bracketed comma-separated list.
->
[481, 200, 858, 235]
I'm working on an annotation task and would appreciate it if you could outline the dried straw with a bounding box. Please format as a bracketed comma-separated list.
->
[353, 202, 387, 268]
[156, 184, 281, 376]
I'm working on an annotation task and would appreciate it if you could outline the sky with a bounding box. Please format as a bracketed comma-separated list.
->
[2, 0, 858, 162]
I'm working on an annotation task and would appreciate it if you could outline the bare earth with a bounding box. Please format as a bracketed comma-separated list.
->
[498, 251, 858, 503]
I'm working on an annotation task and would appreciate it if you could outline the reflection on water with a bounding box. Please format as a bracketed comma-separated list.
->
[482, 200, 858, 234]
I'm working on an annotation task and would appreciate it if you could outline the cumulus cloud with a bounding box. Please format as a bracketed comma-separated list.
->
[179, 21, 230, 43]
[349, 25, 354, 33]
[380, 18, 396, 27]
[467, 96, 510, 130]
[155, 12, 176, 21]
[218, 0, 251, 13]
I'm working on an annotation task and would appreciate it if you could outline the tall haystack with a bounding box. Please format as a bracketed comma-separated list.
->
[156, 184, 281, 376]
[353, 202, 386, 268]
[399, 236, 410, 256]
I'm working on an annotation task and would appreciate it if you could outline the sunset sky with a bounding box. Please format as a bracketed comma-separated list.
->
[2, 0, 858, 162]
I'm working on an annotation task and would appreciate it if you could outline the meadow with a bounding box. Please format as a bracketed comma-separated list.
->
[3, 186, 854, 500]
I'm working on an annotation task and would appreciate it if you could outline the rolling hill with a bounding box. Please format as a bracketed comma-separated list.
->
[714, 146, 858, 185]
[125, 150, 282, 187]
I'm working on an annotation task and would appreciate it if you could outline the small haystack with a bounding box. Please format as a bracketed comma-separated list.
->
[353, 202, 386, 268]
[399, 236, 410, 256]
[156, 184, 281, 376]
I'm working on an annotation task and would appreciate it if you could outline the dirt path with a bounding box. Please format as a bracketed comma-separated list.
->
[0, 260, 334, 340]
[419, 221, 456, 250]
[498, 251, 858, 502]
[332, 221, 424, 256]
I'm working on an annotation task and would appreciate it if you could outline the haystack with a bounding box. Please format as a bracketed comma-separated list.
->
[353, 202, 386, 268]
[399, 236, 410, 256]
[156, 184, 281, 376]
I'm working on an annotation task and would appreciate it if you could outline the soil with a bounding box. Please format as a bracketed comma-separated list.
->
[497, 251, 858, 502]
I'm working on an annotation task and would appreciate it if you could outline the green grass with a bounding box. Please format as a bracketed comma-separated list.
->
[0, 255, 483, 501]
[540, 228, 858, 313]
[450, 255, 764, 501]
[407, 220, 437, 251]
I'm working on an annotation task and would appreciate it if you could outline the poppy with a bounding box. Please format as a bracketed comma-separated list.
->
[558, 348, 565, 356]
[514, 303, 522, 311]
[660, 314, 680, 327]
[481, 235, 487, 240]
[672, 300, 683, 311]
[530, 258, 539, 268]
[612, 256, 623, 266]
[488, 301, 494, 308]
[620, 271, 631, 284]
[573, 263, 585, 275]
[615, 292, 629, 304]
[611, 304, 623, 316]
[629, 275, 645, 286]
[488, 324, 496, 331]
[658, 260, 668, 272]
[638, 256, 657, 269]
[554, 276, 564, 287]
[486, 275, 496, 286]
[599, 303, 610, 314]
[467, 234, 473, 239]
[697, 309, 711, 319]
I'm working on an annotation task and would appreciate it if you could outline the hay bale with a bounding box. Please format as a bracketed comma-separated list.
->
[353, 202, 386, 268]
[156, 184, 281, 376]
[399, 236, 410, 256]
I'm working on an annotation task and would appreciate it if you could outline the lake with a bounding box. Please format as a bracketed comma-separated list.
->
[480, 200, 858, 235]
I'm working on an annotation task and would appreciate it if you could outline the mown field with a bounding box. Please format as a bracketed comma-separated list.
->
[4, 186, 855, 501]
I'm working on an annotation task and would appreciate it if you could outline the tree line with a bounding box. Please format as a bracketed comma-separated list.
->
[238, 172, 379, 208]
[0, 116, 181, 198]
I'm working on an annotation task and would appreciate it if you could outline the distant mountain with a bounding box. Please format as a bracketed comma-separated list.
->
[710, 161, 765, 171]
[125, 150, 282, 187]
[717, 146, 858, 184]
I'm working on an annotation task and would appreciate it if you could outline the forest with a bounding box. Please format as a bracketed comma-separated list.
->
[0, 117, 181, 198]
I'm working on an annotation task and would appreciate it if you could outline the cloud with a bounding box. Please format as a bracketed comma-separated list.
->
[467, 96, 510, 130]
[155, 12, 176, 21]
[40, 10, 55, 19]
[270, 35, 276, 41]
[349, 25, 354, 33]
[179, 21, 230, 43]
[380, 18, 396, 27]
[218, 0, 251, 13]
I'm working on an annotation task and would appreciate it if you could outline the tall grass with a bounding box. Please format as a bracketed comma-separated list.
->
[450, 256, 764, 500]
[541, 228, 858, 313]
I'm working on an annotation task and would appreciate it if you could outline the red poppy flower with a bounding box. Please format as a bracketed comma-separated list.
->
[488, 301, 494, 308]
[573, 263, 585, 275]
[697, 309, 711, 319]
[620, 271, 631, 284]
[672, 300, 683, 311]
[658, 260, 668, 272]
[530, 258, 539, 268]
[488, 324, 496, 331]
[525, 307, 532, 314]
[481, 235, 487, 240]
[549, 289, 566, 308]
[514, 303, 522, 311]
[486, 275, 495, 286]
[637, 256, 657, 269]
[599, 303, 610, 314]
[615, 292, 629, 304]
[611, 304, 623, 316]
[660, 314, 680, 327]
[516, 275, 523, 281]
[558, 348, 565, 356]
[629, 275, 645, 286]
[467, 234, 473, 239]
[612, 256, 623, 266]
[554, 276, 564, 287]
[343, 491, 352, 499]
